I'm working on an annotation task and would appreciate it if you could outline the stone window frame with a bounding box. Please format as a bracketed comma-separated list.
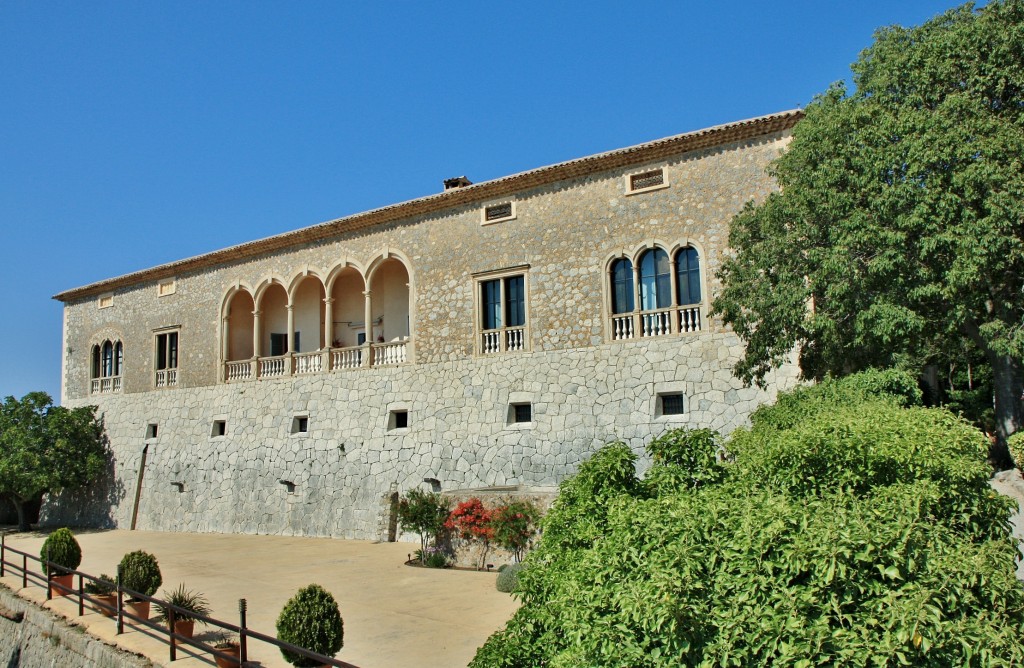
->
[481, 200, 517, 225]
[145, 421, 160, 441]
[210, 416, 228, 440]
[290, 413, 310, 437]
[651, 382, 690, 422]
[387, 401, 410, 433]
[157, 278, 177, 297]
[505, 392, 536, 430]
[473, 264, 531, 356]
[153, 325, 181, 389]
[98, 293, 114, 309]
[624, 166, 669, 196]
[601, 240, 709, 343]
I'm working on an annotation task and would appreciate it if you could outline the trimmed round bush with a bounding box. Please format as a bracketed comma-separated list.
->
[40, 528, 81, 575]
[276, 584, 344, 667]
[118, 550, 162, 597]
[496, 562, 526, 593]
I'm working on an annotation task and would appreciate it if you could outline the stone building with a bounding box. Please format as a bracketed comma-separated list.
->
[50, 110, 802, 539]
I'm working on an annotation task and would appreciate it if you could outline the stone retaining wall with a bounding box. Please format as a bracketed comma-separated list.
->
[0, 584, 153, 668]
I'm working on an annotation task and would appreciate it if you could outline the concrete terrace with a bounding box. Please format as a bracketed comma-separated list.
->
[0, 529, 519, 668]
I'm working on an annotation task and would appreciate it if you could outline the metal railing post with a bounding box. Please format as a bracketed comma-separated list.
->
[78, 574, 84, 616]
[169, 607, 176, 661]
[116, 565, 124, 635]
[22, 553, 27, 589]
[239, 598, 248, 663]
[1, 532, 5, 577]
[44, 544, 51, 600]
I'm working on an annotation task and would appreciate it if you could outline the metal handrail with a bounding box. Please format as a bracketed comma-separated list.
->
[0, 533, 356, 667]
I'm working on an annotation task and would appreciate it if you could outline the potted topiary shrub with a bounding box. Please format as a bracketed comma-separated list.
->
[84, 573, 117, 617]
[276, 584, 344, 667]
[118, 550, 162, 621]
[40, 527, 82, 597]
[154, 583, 211, 639]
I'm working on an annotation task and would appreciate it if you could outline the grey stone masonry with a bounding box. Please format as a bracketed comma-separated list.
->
[51, 112, 803, 539]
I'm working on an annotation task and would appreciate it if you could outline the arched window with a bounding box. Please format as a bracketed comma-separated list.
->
[610, 258, 634, 314]
[675, 247, 701, 306]
[91, 345, 101, 379]
[114, 341, 123, 376]
[638, 248, 670, 310]
[101, 341, 114, 377]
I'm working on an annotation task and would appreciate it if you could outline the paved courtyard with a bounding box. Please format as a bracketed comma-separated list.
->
[0, 529, 519, 668]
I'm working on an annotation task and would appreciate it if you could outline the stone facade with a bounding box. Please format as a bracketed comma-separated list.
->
[50, 111, 803, 539]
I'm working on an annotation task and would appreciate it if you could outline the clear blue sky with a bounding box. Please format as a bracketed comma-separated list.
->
[0, 0, 963, 403]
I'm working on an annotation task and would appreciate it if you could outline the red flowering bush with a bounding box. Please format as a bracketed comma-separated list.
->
[445, 498, 494, 569]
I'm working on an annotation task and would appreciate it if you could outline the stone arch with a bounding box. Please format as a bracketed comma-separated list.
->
[222, 286, 256, 362]
[365, 250, 413, 344]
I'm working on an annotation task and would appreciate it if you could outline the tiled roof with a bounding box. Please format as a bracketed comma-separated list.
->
[53, 109, 803, 302]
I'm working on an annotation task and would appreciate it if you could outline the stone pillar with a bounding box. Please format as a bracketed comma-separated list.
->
[668, 257, 679, 334]
[363, 290, 373, 367]
[221, 316, 230, 378]
[323, 297, 334, 370]
[631, 263, 642, 337]
[252, 310, 262, 378]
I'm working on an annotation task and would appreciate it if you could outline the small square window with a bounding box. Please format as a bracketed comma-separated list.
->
[98, 294, 114, 309]
[660, 394, 685, 416]
[145, 423, 159, 440]
[511, 403, 532, 424]
[157, 279, 176, 297]
[211, 420, 227, 438]
[291, 416, 309, 434]
[389, 410, 409, 431]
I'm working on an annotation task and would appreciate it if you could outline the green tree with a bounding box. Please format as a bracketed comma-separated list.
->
[0, 392, 108, 531]
[712, 0, 1024, 465]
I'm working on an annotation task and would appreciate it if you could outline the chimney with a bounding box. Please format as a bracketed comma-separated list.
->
[443, 176, 473, 190]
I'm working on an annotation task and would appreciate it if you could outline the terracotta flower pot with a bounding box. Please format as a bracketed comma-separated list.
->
[173, 618, 194, 639]
[49, 573, 74, 597]
[212, 642, 241, 668]
[92, 593, 117, 617]
[124, 599, 150, 621]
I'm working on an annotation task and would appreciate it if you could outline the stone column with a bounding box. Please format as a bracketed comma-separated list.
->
[221, 316, 230, 379]
[668, 257, 679, 334]
[252, 309, 262, 378]
[323, 297, 334, 370]
[363, 290, 373, 367]
[631, 263, 642, 338]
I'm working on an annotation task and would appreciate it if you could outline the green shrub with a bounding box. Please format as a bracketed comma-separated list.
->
[1008, 432, 1024, 470]
[40, 527, 81, 575]
[83, 574, 116, 596]
[397, 489, 450, 554]
[118, 550, 162, 597]
[470, 371, 1024, 667]
[643, 428, 723, 496]
[276, 584, 344, 667]
[496, 562, 526, 593]
[491, 501, 541, 563]
[748, 368, 922, 432]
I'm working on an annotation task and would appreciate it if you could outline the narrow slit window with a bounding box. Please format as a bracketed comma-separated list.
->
[212, 420, 227, 437]
[292, 416, 309, 434]
[146, 423, 159, 440]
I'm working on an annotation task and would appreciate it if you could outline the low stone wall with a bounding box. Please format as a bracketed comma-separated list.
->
[0, 584, 153, 668]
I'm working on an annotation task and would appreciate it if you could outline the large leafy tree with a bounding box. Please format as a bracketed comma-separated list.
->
[0, 392, 108, 530]
[712, 0, 1024, 465]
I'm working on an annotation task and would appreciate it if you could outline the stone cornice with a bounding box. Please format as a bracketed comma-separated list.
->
[53, 109, 802, 303]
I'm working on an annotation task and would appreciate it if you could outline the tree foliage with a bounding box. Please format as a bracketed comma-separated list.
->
[0, 392, 108, 530]
[712, 0, 1024, 463]
[470, 373, 1024, 667]
[397, 488, 450, 554]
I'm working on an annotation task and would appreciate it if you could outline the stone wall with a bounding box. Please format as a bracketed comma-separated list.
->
[0, 585, 153, 668]
[46, 334, 798, 538]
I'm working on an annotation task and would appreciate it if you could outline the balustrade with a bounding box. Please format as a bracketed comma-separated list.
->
[155, 368, 178, 388]
[225, 360, 253, 382]
[330, 346, 363, 370]
[480, 327, 526, 354]
[372, 340, 407, 366]
[90, 376, 122, 394]
[259, 356, 288, 378]
[293, 351, 323, 375]
[612, 305, 702, 340]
